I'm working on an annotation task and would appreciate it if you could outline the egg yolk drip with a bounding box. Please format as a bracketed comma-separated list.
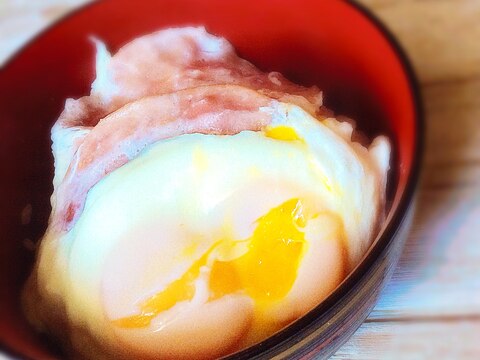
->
[263, 125, 303, 142]
[113, 198, 308, 328]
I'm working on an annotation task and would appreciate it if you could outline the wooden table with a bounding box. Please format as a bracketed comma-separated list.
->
[1, 1, 479, 358]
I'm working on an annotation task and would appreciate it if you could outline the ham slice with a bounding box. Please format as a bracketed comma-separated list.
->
[55, 27, 322, 131]
[92, 27, 322, 114]
[51, 27, 324, 231]
[54, 86, 276, 230]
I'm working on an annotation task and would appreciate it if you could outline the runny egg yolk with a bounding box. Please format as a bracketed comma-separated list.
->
[113, 198, 308, 328]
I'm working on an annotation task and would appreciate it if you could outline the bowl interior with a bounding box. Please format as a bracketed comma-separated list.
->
[0, 0, 417, 358]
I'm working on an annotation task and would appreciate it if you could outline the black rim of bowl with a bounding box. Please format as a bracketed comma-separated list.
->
[0, 0, 424, 359]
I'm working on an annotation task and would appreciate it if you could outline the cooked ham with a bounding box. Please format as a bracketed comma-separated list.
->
[54, 27, 322, 130]
[54, 86, 276, 230]
[50, 27, 324, 230]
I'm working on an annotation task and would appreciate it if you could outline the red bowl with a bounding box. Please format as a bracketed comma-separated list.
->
[0, 0, 422, 358]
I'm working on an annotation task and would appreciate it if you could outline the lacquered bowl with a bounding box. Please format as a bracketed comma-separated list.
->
[0, 0, 423, 359]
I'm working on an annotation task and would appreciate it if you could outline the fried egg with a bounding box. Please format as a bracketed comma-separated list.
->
[23, 27, 390, 360]
[28, 102, 389, 359]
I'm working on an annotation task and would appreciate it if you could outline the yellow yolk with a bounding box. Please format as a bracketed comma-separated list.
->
[112, 248, 212, 328]
[209, 198, 306, 303]
[113, 198, 308, 328]
[263, 125, 303, 142]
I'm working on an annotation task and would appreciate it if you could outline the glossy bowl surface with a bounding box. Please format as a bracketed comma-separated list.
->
[0, 0, 422, 359]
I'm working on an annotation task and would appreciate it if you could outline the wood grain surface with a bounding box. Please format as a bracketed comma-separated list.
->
[1, 0, 479, 359]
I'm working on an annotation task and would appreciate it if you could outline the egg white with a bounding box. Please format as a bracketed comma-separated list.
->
[28, 101, 389, 359]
